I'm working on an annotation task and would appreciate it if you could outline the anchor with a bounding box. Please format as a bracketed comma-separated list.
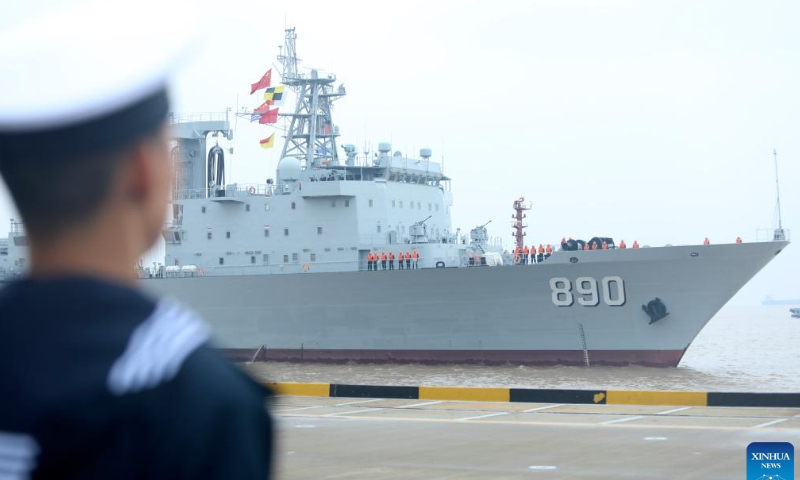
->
[642, 298, 669, 324]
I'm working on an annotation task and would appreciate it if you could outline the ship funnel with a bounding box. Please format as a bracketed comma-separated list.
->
[420, 148, 432, 159]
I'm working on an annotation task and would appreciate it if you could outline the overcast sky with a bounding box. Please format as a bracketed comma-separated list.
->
[2, 0, 798, 303]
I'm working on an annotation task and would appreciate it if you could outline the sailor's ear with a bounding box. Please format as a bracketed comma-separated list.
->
[124, 126, 171, 206]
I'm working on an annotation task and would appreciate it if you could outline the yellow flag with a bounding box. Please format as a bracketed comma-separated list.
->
[259, 133, 275, 149]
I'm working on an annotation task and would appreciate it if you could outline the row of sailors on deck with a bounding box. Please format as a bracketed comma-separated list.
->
[514, 244, 553, 264]
[367, 250, 419, 271]
[562, 237, 641, 251]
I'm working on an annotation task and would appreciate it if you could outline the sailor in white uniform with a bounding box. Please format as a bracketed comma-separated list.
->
[0, 3, 272, 479]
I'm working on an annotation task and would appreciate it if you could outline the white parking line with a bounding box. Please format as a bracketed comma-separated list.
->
[335, 398, 385, 407]
[324, 408, 382, 417]
[656, 406, 692, 415]
[522, 404, 565, 413]
[276, 405, 326, 413]
[458, 412, 510, 422]
[601, 416, 645, 425]
[398, 401, 445, 409]
[753, 418, 788, 428]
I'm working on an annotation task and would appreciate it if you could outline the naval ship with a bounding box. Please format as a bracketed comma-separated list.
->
[1, 29, 790, 367]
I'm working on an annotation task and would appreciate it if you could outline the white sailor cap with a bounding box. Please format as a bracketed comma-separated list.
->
[0, 1, 204, 160]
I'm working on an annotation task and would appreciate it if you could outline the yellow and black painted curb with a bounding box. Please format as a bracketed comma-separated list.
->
[265, 382, 800, 408]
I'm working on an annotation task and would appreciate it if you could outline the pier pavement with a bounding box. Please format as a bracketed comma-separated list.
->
[270, 394, 800, 479]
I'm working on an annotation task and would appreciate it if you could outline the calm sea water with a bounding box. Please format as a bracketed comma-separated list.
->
[243, 305, 800, 392]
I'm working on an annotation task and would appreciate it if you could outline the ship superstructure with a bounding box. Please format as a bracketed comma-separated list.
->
[158, 28, 481, 277]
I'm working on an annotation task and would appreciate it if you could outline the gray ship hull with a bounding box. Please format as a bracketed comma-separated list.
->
[143, 241, 788, 367]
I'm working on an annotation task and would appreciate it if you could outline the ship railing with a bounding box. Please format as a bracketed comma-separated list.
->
[168, 111, 228, 124]
[756, 228, 791, 242]
[172, 184, 275, 200]
[172, 188, 206, 200]
[9, 220, 24, 236]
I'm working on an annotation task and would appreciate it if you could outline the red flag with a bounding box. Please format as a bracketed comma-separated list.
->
[253, 100, 274, 114]
[258, 108, 279, 124]
[250, 69, 272, 94]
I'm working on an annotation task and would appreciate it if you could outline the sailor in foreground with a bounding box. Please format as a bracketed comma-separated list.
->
[0, 4, 272, 479]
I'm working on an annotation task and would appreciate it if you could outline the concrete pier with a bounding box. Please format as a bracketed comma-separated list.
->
[271, 395, 800, 479]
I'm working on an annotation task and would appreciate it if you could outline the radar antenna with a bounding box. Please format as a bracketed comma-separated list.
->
[772, 148, 786, 241]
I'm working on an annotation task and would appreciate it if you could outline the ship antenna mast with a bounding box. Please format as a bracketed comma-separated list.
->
[277, 27, 299, 84]
[772, 148, 786, 241]
[512, 197, 531, 251]
[276, 28, 344, 169]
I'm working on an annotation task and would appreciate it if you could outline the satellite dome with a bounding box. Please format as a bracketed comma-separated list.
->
[277, 156, 301, 181]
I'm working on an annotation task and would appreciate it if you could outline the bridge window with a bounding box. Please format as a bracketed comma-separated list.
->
[219, 257, 224, 265]
[310, 253, 316, 262]
[251, 256, 256, 264]
[317, 226, 323, 235]
[291, 202, 296, 210]
[226, 231, 231, 239]
[283, 254, 289, 263]
[284, 228, 289, 236]
[262, 254, 270, 264]
[292, 253, 298, 263]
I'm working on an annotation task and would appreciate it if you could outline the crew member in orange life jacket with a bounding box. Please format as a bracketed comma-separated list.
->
[405, 250, 411, 269]
[545, 244, 552, 259]
[538, 244, 545, 263]
[412, 249, 419, 269]
[388, 250, 395, 270]
[367, 252, 373, 271]
[381, 251, 387, 270]
[398, 251, 404, 270]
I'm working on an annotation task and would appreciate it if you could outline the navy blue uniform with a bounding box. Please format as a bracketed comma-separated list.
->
[0, 277, 272, 479]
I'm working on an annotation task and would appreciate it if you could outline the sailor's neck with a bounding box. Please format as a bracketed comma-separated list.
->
[27, 226, 140, 287]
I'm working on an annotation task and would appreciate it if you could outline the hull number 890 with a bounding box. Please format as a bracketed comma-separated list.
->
[549, 276, 626, 307]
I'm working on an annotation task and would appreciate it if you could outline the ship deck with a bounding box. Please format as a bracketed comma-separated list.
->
[271, 395, 800, 479]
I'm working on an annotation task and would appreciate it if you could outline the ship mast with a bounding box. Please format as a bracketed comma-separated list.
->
[512, 197, 531, 251]
[277, 28, 345, 168]
[772, 148, 786, 241]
